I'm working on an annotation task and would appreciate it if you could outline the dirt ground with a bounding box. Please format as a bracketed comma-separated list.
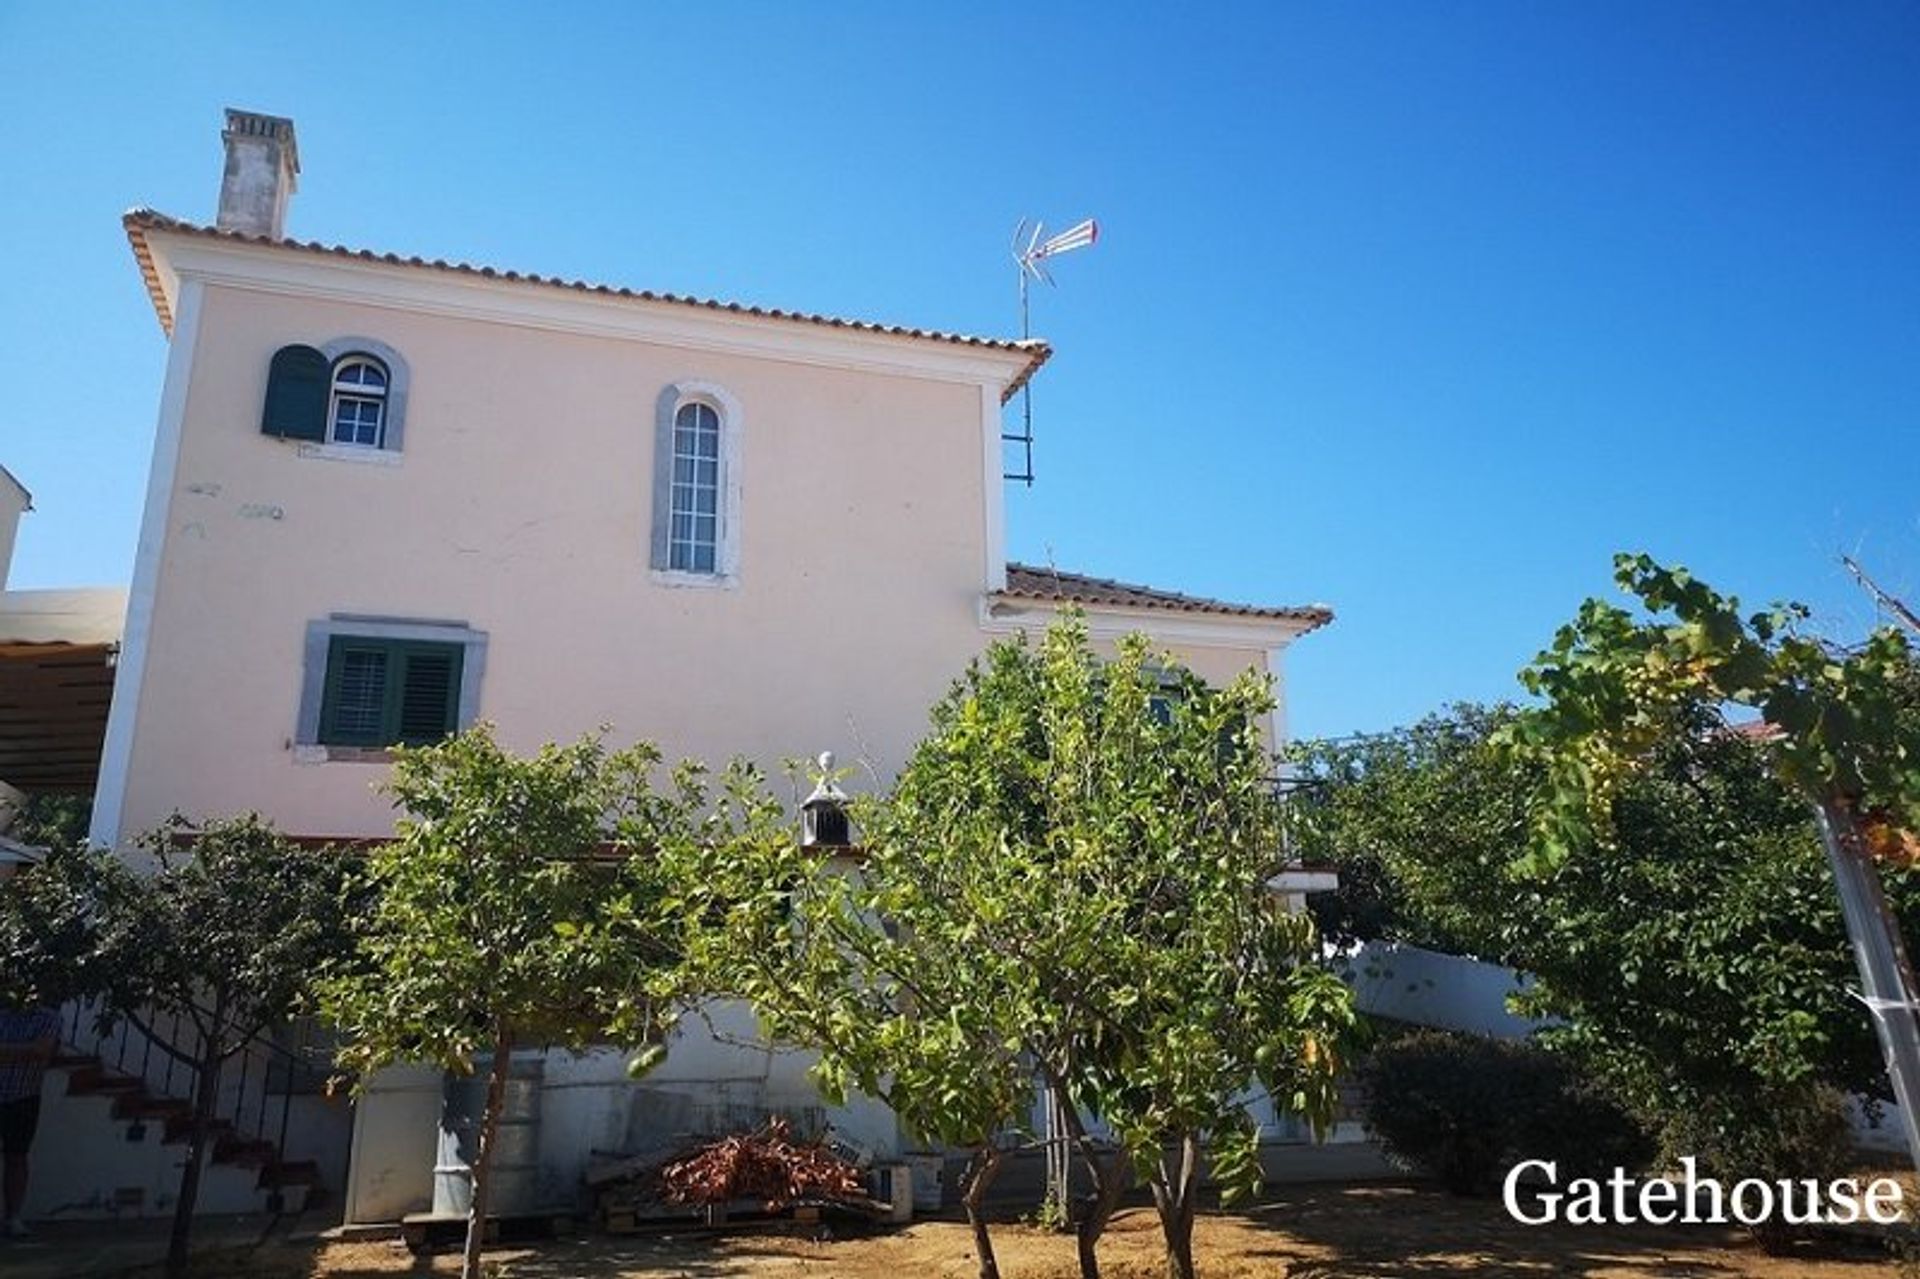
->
[168, 1182, 1911, 1279]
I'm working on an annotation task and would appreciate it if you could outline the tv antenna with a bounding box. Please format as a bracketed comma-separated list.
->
[1006, 216, 1098, 485]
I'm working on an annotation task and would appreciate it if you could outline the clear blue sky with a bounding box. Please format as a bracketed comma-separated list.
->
[2, 4, 1915, 739]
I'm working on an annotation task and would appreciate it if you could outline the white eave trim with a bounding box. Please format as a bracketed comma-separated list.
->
[0, 464, 31, 509]
[143, 231, 1039, 396]
[1266, 869, 1340, 895]
[979, 596, 1325, 650]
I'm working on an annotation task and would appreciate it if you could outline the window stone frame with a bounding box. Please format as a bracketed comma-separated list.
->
[649, 379, 743, 589]
[299, 336, 412, 460]
[294, 614, 487, 758]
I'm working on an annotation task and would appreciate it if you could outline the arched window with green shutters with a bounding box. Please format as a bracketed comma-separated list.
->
[261, 345, 331, 441]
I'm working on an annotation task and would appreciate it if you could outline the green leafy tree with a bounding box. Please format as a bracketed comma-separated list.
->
[1506, 553, 1920, 865]
[661, 759, 1032, 1279]
[5, 791, 93, 854]
[63, 817, 355, 1278]
[0, 847, 116, 1012]
[1505, 553, 1920, 1175]
[865, 619, 1356, 1279]
[1290, 705, 1538, 956]
[1292, 698, 1920, 1242]
[321, 727, 685, 1279]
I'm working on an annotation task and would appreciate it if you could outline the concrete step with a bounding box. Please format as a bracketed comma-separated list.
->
[64, 1066, 144, 1097]
[112, 1095, 192, 1123]
[260, 1159, 320, 1189]
[214, 1135, 278, 1168]
[25, 1058, 331, 1223]
[164, 1113, 233, 1145]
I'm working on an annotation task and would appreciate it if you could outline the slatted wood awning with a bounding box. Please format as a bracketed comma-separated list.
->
[0, 589, 126, 795]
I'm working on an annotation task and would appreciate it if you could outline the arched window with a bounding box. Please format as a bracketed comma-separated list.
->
[261, 338, 410, 455]
[329, 356, 389, 448]
[650, 381, 741, 585]
[669, 401, 722, 573]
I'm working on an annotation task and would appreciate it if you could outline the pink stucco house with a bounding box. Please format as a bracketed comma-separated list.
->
[55, 109, 1341, 1224]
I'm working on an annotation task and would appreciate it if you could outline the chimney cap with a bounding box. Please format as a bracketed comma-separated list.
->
[222, 108, 300, 183]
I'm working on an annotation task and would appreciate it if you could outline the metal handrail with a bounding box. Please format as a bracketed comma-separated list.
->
[58, 996, 340, 1180]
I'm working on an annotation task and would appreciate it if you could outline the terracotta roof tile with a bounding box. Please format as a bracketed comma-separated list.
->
[999, 563, 1333, 631]
[122, 209, 1050, 400]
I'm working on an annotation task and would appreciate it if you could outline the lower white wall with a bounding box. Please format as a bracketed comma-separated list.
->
[1340, 942, 1910, 1157]
[343, 1000, 898, 1225]
[1341, 941, 1541, 1039]
[23, 1076, 277, 1221]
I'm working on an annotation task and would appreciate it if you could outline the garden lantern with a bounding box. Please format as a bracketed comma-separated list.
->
[800, 751, 853, 850]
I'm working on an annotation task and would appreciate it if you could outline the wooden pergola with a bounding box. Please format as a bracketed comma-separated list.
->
[0, 588, 126, 795]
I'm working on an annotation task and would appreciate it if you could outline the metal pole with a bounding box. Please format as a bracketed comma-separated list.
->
[1016, 268, 1035, 486]
[1815, 800, 1920, 1173]
[1042, 1076, 1069, 1217]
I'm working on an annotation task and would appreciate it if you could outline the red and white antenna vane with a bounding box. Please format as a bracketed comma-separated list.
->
[1006, 217, 1098, 485]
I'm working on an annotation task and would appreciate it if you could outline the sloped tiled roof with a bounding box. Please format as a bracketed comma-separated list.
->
[999, 563, 1333, 631]
[122, 209, 1051, 399]
[1726, 719, 1786, 742]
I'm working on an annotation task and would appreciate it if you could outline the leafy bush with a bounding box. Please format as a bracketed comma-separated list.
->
[1359, 1029, 1652, 1195]
[1659, 1083, 1856, 1253]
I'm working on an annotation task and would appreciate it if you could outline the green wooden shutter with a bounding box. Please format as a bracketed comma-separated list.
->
[262, 345, 330, 441]
[319, 637, 464, 747]
[394, 643, 464, 745]
[318, 639, 392, 746]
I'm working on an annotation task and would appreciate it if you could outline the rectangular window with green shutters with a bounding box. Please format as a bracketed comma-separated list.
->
[318, 637, 464, 747]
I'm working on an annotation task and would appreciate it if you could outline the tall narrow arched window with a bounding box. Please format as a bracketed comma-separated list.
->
[329, 356, 389, 448]
[649, 380, 741, 585]
[668, 400, 722, 573]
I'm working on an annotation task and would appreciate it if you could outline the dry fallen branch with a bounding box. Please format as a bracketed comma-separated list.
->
[608, 1118, 868, 1213]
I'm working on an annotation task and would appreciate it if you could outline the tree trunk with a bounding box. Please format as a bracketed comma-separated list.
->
[165, 1022, 227, 1278]
[462, 1024, 514, 1279]
[1149, 1131, 1201, 1279]
[959, 1145, 1003, 1279]
[1038, 1065, 1127, 1279]
[1044, 1090, 1128, 1275]
[1074, 1143, 1131, 1279]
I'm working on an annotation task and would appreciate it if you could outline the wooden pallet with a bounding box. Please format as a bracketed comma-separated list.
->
[400, 1209, 577, 1253]
[600, 1196, 882, 1235]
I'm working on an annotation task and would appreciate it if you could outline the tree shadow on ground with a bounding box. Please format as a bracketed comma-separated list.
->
[202, 1227, 869, 1279]
[126, 1183, 1903, 1279]
[1226, 1180, 1895, 1278]
[113, 1233, 786, 1279]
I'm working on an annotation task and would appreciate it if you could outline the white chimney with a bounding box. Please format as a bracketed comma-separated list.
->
[0, 464, 29, 592]
[216, 108, 299, 239]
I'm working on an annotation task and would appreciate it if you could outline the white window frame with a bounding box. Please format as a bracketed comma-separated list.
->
[667, 400, 722, 573]
[649, 380, 742, 588]
[298, 336, 412, 464]
[328, 355, 389, 448]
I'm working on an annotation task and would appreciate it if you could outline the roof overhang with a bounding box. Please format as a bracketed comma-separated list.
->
[126, 212, 1050, 402]
[1266, 866, 1340, 895]
[0, 465, 29, 511]
[980, 594, 1327, 651]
